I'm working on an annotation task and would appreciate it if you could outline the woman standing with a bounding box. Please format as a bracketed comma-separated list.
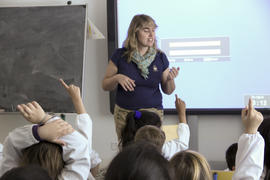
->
[102, 14, 179, 139]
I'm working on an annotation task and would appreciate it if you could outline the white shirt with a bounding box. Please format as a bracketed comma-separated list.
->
[233, 132, 264, 180]
[0, 116, 91, 180]
[260, 167, 266, 180]
[0, 143, 3, 163]
[162, 123, 190, 160]
[76, 113, 99, 180]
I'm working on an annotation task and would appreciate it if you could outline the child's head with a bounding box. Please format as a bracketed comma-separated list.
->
[20, 141, 65, 180]
[105, 141, 173, 180]
[0, 165, 52, 180]
[170, 150, 212, 180]
[120, 110, 162, 148]
[134, 125, 165, 152]
[225, 143, 238, 171]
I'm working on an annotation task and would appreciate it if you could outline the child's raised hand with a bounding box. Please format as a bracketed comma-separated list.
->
[59, 78, 86, 114]
[59, 78, 81, 100]
[38, 119, 74, 146]
[175, 94, 187, 123]
[241, 98, 263, 134]
[17, 101, 50, 124]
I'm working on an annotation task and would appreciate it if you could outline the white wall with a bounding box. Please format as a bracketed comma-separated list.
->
[0, 0, 243, 169]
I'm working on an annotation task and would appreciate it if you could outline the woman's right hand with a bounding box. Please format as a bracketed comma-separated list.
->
[116, 74, 136, 91]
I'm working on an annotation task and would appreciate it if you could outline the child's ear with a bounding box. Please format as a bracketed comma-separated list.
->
[232, 166, 235, 171]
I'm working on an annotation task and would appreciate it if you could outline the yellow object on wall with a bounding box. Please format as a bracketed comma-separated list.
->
[162, 125, 178, 142]
[212, 170, 234, 180]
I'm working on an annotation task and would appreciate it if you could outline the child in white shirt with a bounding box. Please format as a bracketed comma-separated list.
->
[0, 78, 98, 180]
[169, 98, 264, 180]
[134, 94, 189, 160]
[0, 110, 90, 180]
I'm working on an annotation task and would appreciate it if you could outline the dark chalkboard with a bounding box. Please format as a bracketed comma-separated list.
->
[0, 5, 86, 112]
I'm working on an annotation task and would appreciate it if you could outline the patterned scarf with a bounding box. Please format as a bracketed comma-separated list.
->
[131, 47, 157, 79]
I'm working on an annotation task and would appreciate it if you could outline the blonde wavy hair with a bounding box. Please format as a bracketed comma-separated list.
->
[170, 150, 212, 180]
[123, 14, 158, 62]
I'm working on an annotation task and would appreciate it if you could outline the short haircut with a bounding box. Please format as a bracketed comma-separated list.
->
[225, 143, 238, 170]
[0, 165, 52, 180]
[135, 125, 165, 152]
[120, 110, 162, 148]
[170, 150, 212, 180]
[105, 141, 174, 180]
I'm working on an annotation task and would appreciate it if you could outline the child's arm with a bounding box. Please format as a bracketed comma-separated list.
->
[89, 149, 102, 177]
[175, 94, 187, 124]
[17, 101, 53, 124]
[0, 125, 34, 176]
[162, 95, 190, 160]
[232, 99, 264, 180]
[59, 78, 93, 150]
[175, 95, 189, 146]
[3, 101, 91, 180]
[0, 143, 3, 162]
[59, 130, 91, 180]
[59, 79, 86, 114]
[162, 124, 190, 160]
[0, 120, 73, 176]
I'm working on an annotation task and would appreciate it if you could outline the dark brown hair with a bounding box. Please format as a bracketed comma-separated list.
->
[105, 141, 174, 180]
[0, 165, 52, 180]
[119, 110, 162, 148]
[225, 143, 238, 170]
[20, 141, 65, 180]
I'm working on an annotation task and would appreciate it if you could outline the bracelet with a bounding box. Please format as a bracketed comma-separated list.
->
[39, 114, 57, 125]
[39, 113, 49, 125]
[32, 125, 43, 141]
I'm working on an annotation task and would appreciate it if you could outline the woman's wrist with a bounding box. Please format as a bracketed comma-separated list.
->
[115, 74, 120, 83]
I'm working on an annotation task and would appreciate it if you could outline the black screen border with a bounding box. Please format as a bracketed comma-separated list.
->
[106, 0, 270, 115]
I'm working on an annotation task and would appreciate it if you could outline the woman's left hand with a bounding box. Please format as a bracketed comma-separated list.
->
[167, 67, 180, 81]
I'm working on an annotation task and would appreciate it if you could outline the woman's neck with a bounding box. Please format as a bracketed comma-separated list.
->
[138, 46, 149, 56]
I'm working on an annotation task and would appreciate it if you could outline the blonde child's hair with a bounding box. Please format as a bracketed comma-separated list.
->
[170, 150, 212, 180]
[123, 14, 158, 62]
[135, 125, 165, 152]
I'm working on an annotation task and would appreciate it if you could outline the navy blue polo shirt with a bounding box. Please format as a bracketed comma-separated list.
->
[111, 48, 169, 110]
